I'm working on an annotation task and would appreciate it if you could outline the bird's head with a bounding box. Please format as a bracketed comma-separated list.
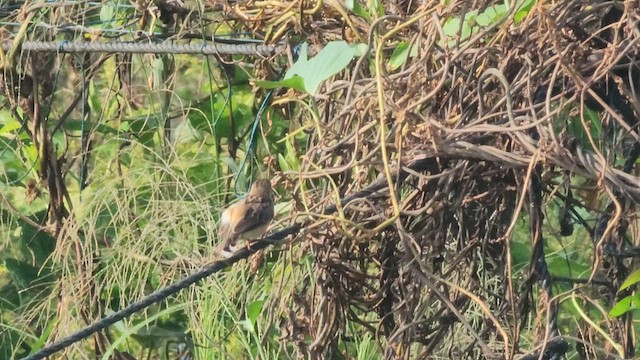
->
[249, 178, 274, 200]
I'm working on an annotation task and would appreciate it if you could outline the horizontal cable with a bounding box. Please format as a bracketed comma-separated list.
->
[1, 40, 283, 56]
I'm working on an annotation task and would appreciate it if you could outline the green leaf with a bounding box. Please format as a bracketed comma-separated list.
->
[221, 157, 240, 173]
[284, 137, 301, 171]
[442, 11, 478, 43]
[88, 80, 102, 115]
[151, 57, 165, 89]
[238, 318, 253, 332]
[344, 0, 371, 20]
[246, 300, 265, 328]
[135, 324, 187, 339]
[545, 251, 589, 277]
[99, 1, 116, 25]
[287, 41, 367, 95]
[510, 240, 531, 269]
[0, 212, 57, 311]
[26, 317, 58, 354]
[62, 120, 119, 135]
[277, 153, 291, 172]
[388, 41, 418, 71]
[4, 259, 39, 290]
[0, 279, 20, 310]
[256, 41, 366, 95]
[583, 107, 602, 139]
[475, 4, 507, 26]
[567, 107, 602, 151]
[443, 18, 461, 38]
[609, 294, 640, 317]
[254, 77, 306, 92]
[127, 115, 159, 146]
[0, 117, 21, 134]
[18, 211, 56, 265]
[619, 268, 640, 292]
[514, 10, 529, 24]
[516, 0, 536, 16]
[274, 201, 292, 217]
[187, 85, 255, 138]
[369, 0, 384, 17]
[0, 318, 37, 358]
[186, 158, 223, 187]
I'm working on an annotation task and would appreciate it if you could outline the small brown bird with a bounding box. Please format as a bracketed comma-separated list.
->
[216, 179, 275, 257]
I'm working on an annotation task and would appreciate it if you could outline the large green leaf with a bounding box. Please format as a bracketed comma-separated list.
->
[618, 269, 640, 292]
[609, 294, 640, 317]
[255, 41, 367, 96]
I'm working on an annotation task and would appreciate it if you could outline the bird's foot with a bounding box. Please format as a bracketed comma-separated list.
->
[220, 249, 234, 258]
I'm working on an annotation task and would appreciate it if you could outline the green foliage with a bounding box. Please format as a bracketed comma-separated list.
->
[567, 107, 603, 151]
[442, 0, 535, 45]
[344, 0, 373, 21]
[388, 41, 418, 71]
[609, 294, 640, 318]
[618, 269, 640, 292]
[609, 269, 640, 317]
[102, 304, 187, 360]
[3, 0, 636, 358]
[98, 0, 134, 30]
[187, 84, 255, 139]
[0, 209, 57, 358]
[0, 211, 56, 310]
[277, 135, 302, 172]
[191, 269, 283, 359]
[256, 41, 368, 95]
[244, 299, 265, 331]
[0, 34, 300, 356]
[0, 110, 35, 185]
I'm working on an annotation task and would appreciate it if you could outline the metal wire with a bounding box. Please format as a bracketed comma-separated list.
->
[1, 40, 283, 56]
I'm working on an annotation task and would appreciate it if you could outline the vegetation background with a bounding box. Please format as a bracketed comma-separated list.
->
[1, 0, 640, 359]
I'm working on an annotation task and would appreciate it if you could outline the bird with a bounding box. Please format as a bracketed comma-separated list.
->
[215, 179, 275, 258]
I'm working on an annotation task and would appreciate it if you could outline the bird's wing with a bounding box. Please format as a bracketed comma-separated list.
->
[231, 199, 274, 237]
[217, 203, 237, 250]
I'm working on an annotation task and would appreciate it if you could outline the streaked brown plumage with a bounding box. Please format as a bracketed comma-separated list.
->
[216, 179, 274, 257]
